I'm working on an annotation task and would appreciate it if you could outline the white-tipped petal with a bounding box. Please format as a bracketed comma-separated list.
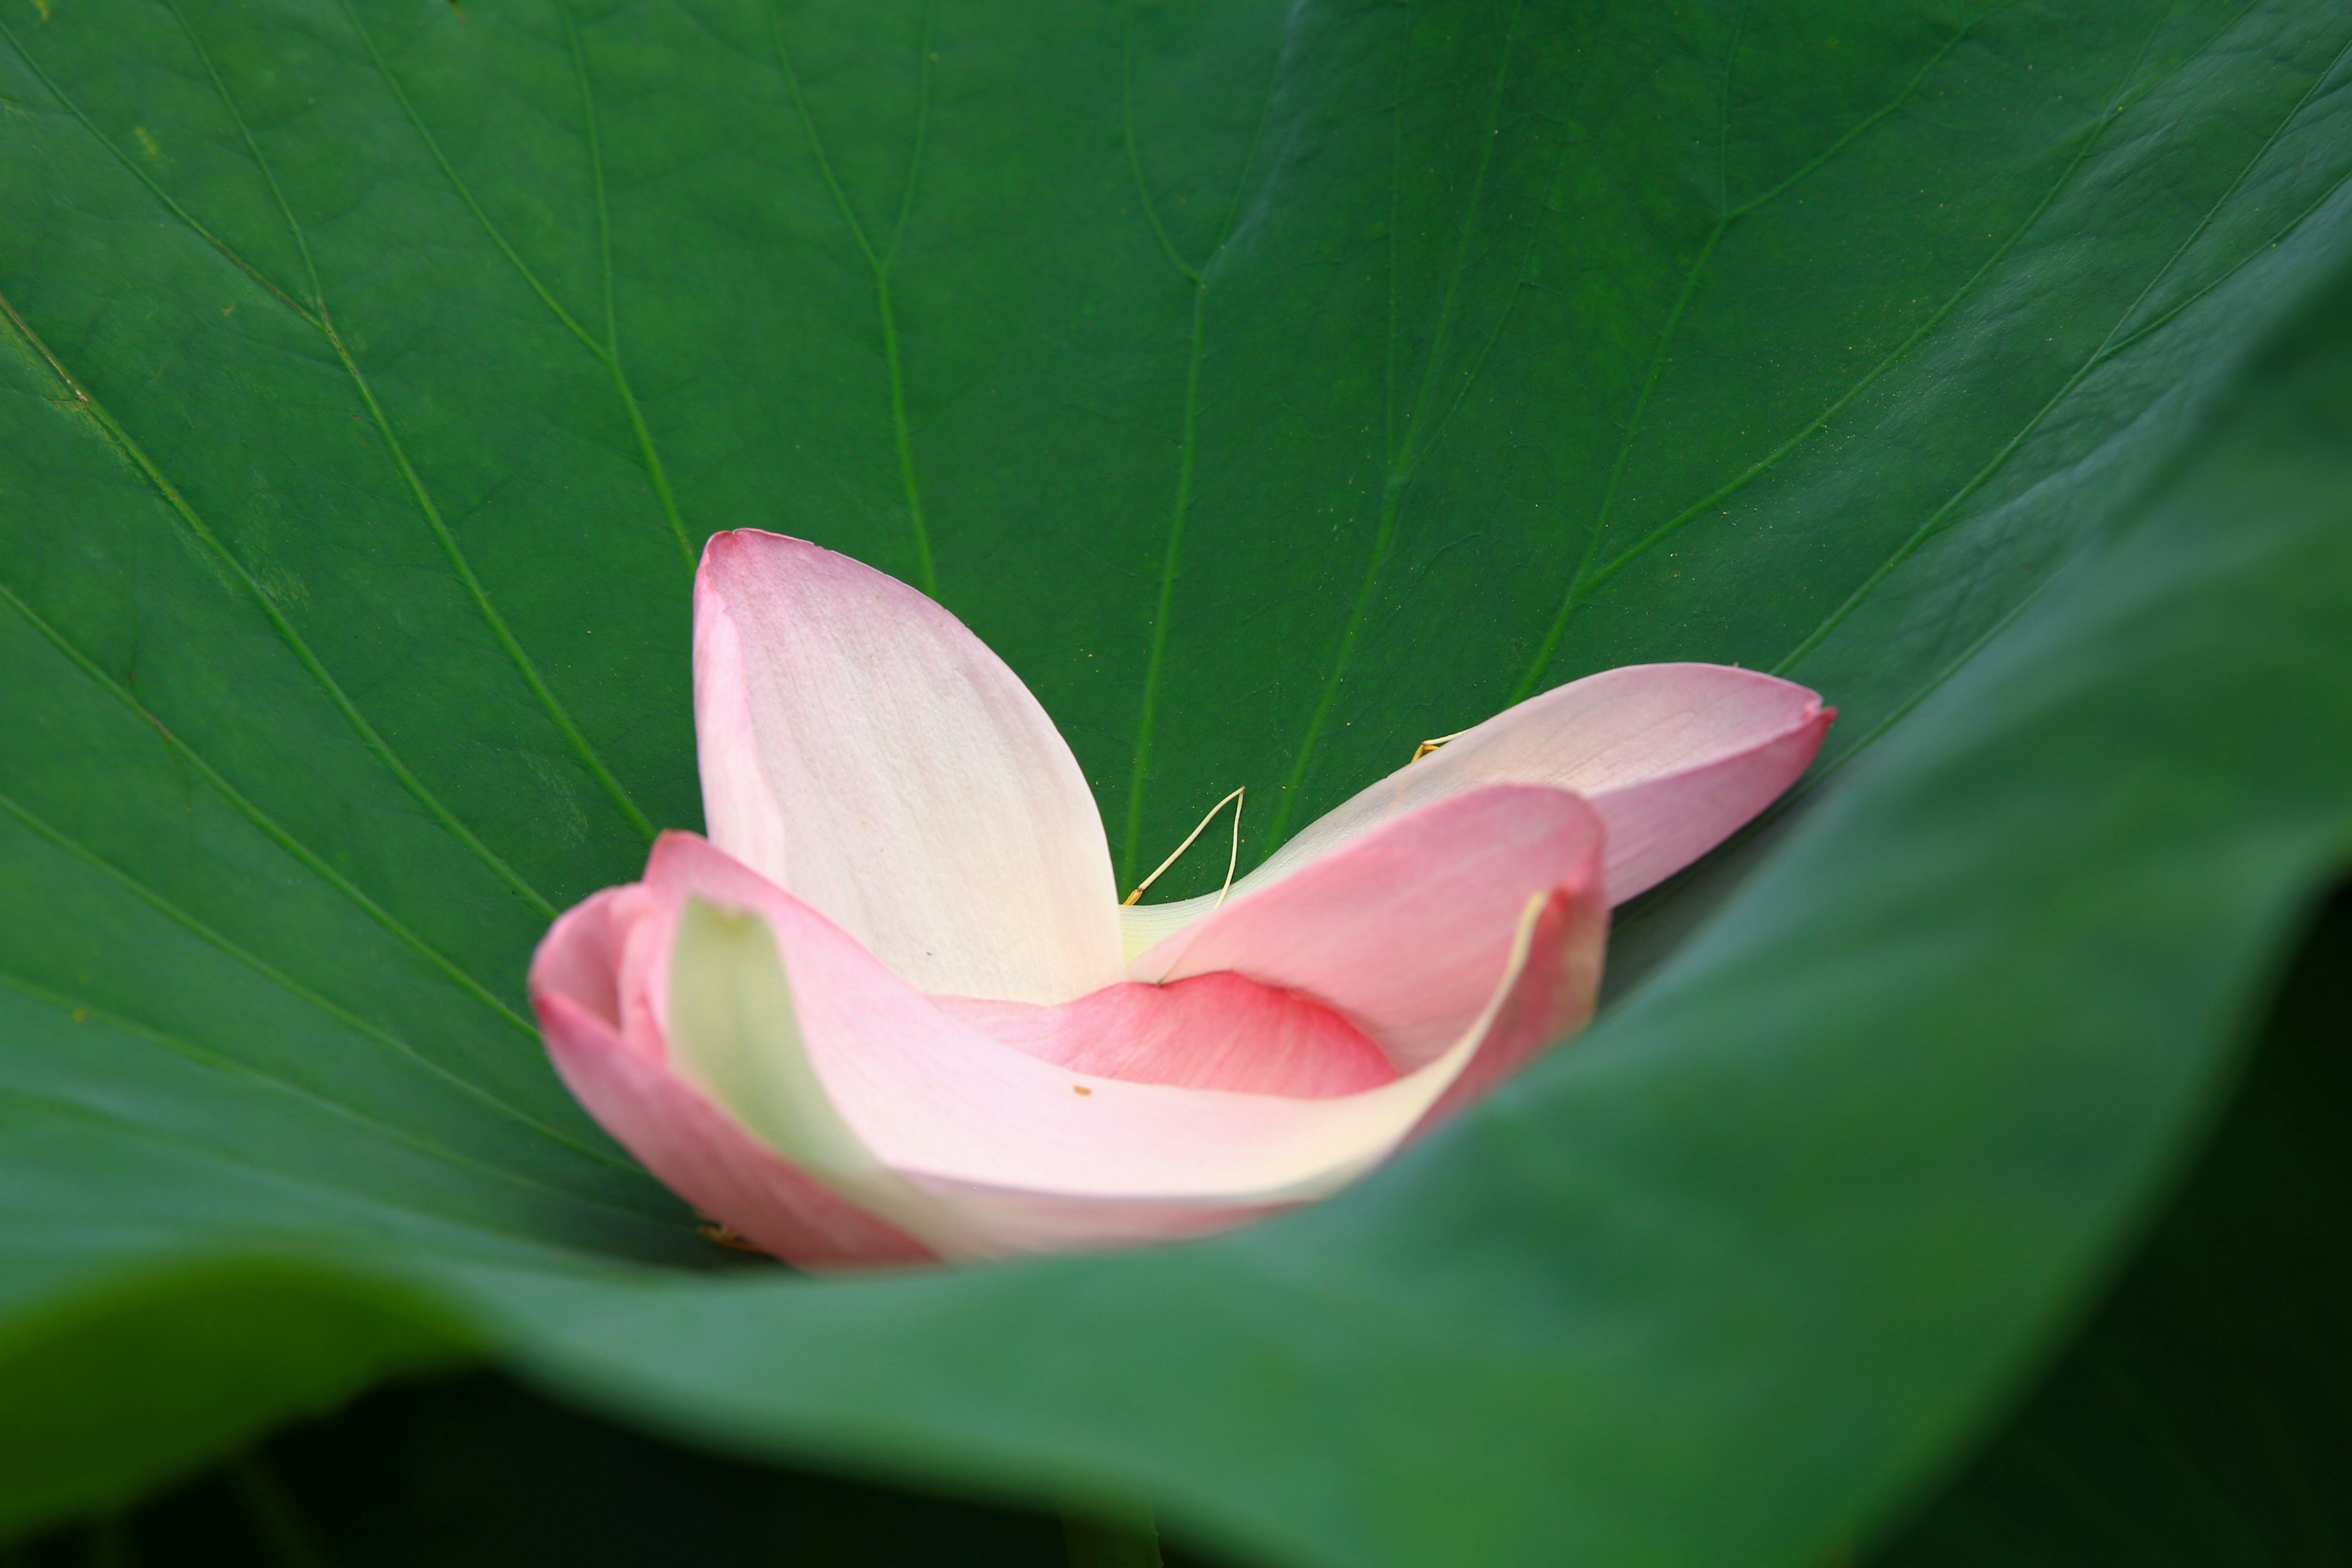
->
[695, 531, 1124, 1004]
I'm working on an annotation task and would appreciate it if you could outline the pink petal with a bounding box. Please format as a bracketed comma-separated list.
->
[1276, 663, 1828, 902]
[528, 889, 932, 1269]
[695, 531, 1123, 1004]
[1121, 665, 1829, 964]
[936, 974, 1399, 1099]
[1131, 785, 1607, 1072]
[636, 832, 1604, 1261]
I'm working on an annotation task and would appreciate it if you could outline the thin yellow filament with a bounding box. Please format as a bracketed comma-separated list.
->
[1122, 786, 1245, 909]
[1412, 728, 1469, 763]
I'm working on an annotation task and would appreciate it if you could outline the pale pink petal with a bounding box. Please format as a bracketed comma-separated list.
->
[641, 833, 1604, 1261]
[1120, 664, 1830, 960]
[695, 531, 1123, 1004]
[1130, 785, 1606, 1072]
[527, 889, 931, 1269]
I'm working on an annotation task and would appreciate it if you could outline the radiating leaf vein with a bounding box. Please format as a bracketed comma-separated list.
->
[1513, 4, 2003, 701]
[1776, 10, 2352, 673]
[1116, 2, 1284, 883]
[0, 281, 558, 924]
[0, 574, 540, 1042]
[0, 980, 677, 1253]
[0, 788, 639, 1175]
[772, 0, 938, 595]
[164, 0, 660, 844]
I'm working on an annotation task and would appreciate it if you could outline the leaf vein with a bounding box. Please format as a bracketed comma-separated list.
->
[1267, 0, 1526, 850]
[0, 13, 319, 326]
[1774, 9, 2352, 674]
[1513, 6, 1994, 700]
[1117, 7, 1284, 881]
[0, 571, 540, 1039]
[0, 282, 559, 923]
[164, 0, 661, 843]
[0, 973, 673, 1251]
[0, 790, 636, 1175]
[773, 5, 938, 594]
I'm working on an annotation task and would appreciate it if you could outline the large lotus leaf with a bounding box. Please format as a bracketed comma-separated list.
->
[23, 893, 2351, 1566]
[1, 0, 2350, 1562]
[1879, 888, 2352, 1567]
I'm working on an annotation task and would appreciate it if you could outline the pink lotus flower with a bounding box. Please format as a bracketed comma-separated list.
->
[530, 532, 1832, 1269]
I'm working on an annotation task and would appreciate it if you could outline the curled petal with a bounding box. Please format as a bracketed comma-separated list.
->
[1130, 785, 1606, 1072]
[529, 889, 932, 1268]
[695, 531, 1124, 1004]
[568, 831, 1604, 1264]
[1120, 663, 1829, 959]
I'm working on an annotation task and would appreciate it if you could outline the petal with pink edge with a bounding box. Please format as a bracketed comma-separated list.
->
[1129, 785, 1606, 1072]
[696, 530, 1123, 1004]
[1119, 662, 1829, 958]
[642, 833, 1605, 1261]
[529, 888, 932, 1270]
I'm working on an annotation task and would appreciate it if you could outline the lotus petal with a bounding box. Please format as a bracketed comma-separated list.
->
[1120, 663, 1829, 959]
[530, 888, 933, 1268]
[534, 812, 1602, 1267]
[696, 530, 1125, 1004]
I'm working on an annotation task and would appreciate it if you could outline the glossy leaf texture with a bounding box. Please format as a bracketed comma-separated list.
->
[1, 0, 2350, 1562]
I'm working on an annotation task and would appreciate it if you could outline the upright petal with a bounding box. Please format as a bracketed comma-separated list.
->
[639, 833, 1604, 1262]
[695, 531, 1124, 1004]
[1118, 663, 1828, 959]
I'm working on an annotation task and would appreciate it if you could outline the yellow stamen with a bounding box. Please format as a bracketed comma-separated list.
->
[1122, 786, 1245, 910]
[1412, 728, 1469, 763]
